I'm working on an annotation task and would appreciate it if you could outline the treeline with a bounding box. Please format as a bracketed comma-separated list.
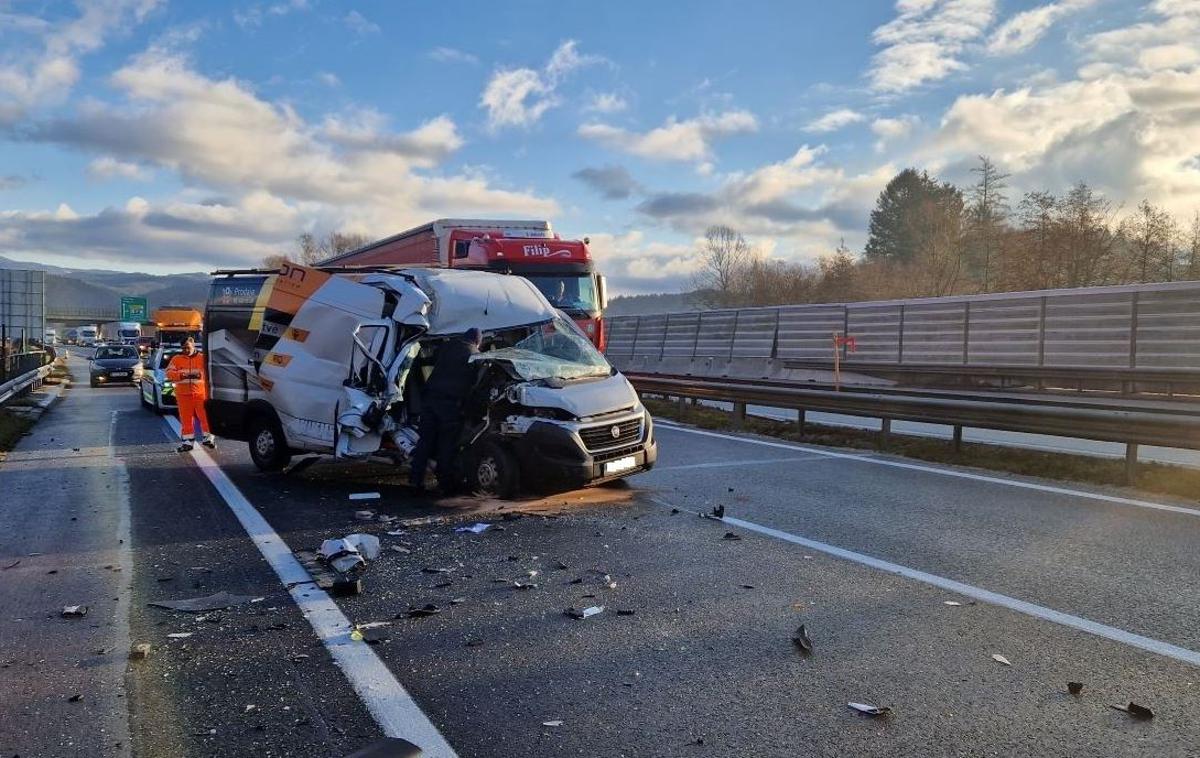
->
[691, 157, 1200, 308]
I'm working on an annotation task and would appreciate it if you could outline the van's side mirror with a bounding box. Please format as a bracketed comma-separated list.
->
[597, 274, 608, 311]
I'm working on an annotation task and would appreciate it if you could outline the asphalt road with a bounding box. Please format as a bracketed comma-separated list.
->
[3, 352, 1200, 756]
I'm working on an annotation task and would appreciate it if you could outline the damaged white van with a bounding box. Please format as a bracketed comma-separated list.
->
[203, 262, 656, 496]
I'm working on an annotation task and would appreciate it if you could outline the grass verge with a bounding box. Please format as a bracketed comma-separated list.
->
[643, 397, 1200, 503]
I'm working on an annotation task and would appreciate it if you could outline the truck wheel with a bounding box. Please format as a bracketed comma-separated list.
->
[248, 414, 292, 472]
[467, 438, 518, 499]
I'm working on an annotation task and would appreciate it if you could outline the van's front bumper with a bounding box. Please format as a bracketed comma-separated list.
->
[509, 414, 657, 490]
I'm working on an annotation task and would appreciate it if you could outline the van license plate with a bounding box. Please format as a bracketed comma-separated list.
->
[110, 372, 128, 378]
[604, 455, 637, 475]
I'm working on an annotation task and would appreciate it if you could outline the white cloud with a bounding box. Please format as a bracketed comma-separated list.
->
[343, 10, 379, 35]
[4, 49, 557, 269]
[584, 92, 628, 114]
[578, 110, 758, 163]
[88, 156, 151, 180]
[316, 71, 340, 87]
[584, 230, 699, 294]
[869, 0, 996, 92]
[429, 47, 478, 64]
[234, 0, 310, 29]
[804, 108, 865, 133]
[479, 40, 603, 130]
[871, 114, 920, 152]
[986, 1, 1095, 56]
[0, 0, 161, 114]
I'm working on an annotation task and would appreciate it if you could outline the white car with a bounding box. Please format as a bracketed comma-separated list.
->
[139, 346, 185, 413]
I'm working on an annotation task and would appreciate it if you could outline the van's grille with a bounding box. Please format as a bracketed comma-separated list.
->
[580, 418, 642, 451]
[593, 444, 644, 463]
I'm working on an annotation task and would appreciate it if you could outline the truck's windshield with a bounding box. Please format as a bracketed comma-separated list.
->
[482, 316, 610, 381]
[525, 274, 597, 313]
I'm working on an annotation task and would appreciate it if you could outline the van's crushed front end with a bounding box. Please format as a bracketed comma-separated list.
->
[465, 317, 656, 491]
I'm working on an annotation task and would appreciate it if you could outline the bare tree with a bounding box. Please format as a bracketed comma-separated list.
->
[967, 155, 1011, 291]
[1119, 200, 1179, 282]
[690, 225, 755, 308]
[1057, 183, 1119, 287]
[296, 231, 372, 264]
[1185, 211, 1200, 281]
[261, 253, 287, 269]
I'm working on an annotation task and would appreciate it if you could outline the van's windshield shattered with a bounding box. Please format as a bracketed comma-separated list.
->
[482, 316, 610, 382]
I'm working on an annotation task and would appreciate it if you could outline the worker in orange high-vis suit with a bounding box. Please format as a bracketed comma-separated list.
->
[166, 336, 216, 452]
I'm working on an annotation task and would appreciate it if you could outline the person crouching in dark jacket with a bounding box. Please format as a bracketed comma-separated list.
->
[409, 328, 482, 494]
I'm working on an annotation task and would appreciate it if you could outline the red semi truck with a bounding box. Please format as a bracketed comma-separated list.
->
[319, 219, 610, 349]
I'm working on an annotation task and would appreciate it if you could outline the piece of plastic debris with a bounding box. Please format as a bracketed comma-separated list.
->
[992, 654, 1012, 666]
[399, 516, 445, 527]
[848, 702, 892, 717]
[1111, 702, 1154, 720]
[670, 508, 680, 514]
[512, 581, 537, 590]
[792, 624, 814, 655]
[565, 605, 604, 619]
[244, 704, 257, 713]
[421, 567, 452, 574]
[167, 632, 193, 639]
[465, 638, 484, 647]
[450, 597, 466, 605]
[331, 578, 362, 597]
[1067, 682, 1084, 695]
[616, 609, 636, 616]
[454, 523, 493, 534]
[944, 601, 963, 606]
[432, 581, 453, 589]
[61, 605, 89, 618]
[740, 584, 755, 589]
[148, 591, 257, 613]
[343, 738, 423, 758]
[712, 505, 725, 519]
[722, 532, 742, 541]
[68, 694, 82, 703]
[319, 534, 380, 574]
[349, 493, 380, 501]
[2, 559, 19, 570]
[385, 530, 407, 537]
[390, 546, 411, 554]
[405, 604, 441, 618]
[129, 643, 151, 660]
[350, 628, 364, 642]
[542, 720, 563, 727]
[354, 510, 376, 520]
[554, 560, 569, 570]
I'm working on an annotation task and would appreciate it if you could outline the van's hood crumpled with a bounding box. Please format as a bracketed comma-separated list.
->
[510, 372, 639, 419]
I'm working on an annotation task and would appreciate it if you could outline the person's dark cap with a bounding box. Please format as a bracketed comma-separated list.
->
[464, 328, 482, 344]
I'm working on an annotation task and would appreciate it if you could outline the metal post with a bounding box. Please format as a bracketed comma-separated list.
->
[953, 425, 963, 453]
[797, 408, 806, 432]
[879, 418, 891, 450]
[677, 394, 687, 413]
[1037, 296, 1047, 390]
[1125, 442, 1139, 485]
[897, 304, 905, 364]
[732, 401, 746, 429]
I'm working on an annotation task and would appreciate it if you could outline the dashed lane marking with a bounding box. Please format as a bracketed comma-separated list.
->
[162, 417, 458, 757]
[650, 495, 1200, 669]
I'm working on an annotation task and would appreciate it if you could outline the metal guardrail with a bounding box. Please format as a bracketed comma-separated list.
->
[606, 281, 1200, 392]
[629, 373, 1200, 482]
[0, 364, 50, 407]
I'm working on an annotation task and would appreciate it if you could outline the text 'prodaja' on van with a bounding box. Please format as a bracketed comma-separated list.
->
[203, 262, 656, 497]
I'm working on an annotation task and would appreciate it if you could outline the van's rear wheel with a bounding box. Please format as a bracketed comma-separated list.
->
[468, 437, 518, 499]
[248, 414, 291, 472]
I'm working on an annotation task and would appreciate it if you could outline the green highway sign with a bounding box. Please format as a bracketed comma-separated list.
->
[120, 296, 148, 322]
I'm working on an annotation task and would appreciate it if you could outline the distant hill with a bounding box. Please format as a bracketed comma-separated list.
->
[0, 255, 210, 317]
[606, 291, 701, 316]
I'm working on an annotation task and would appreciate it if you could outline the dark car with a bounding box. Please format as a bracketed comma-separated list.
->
[90, 345, 144, 387]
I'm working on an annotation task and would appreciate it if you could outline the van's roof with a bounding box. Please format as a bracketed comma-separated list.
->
[403, 268, 557, 336]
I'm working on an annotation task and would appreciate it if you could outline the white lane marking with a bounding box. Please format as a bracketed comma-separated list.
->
[657, 455, 828, 471]
[654, 421, 1200, 519]
[162, 417, 457, 757]
[109, 410, 133, 758]
[649, 495, 1200, 668]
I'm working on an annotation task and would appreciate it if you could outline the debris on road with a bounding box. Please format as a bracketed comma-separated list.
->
[512, 581, 537, 590]
[399, 516, 445, 528]
[389, 545, 411, 554]
[740, 584, 755, 590]
[331, 578, 363, 597]
[385, 530, 407, 537]
[847, 702, 892, 717]
[465, 638, 484, 647]
[722, 531, 742, 541]
[349, 492, 380, 501]
[616, 609, 636, 616]
[712, 505, 725, 519]
[61, 605, 89, 618]
[943, 600, 976, 607]
[1111, 702, 1154, 720]
[148, 591, 256, 613]
[319, 534, 381, 574]
[67, 694, 82, 703]
[454, 522, 493, 534]
[129, 643, 151, 660]
[167, 632, 193, 639]
[354, 510, 376, 521]
[2, 559, 19, 570]
[1067, 681, 1084, 695]
[991, 654, 1012, 666]
[421, 566, 453, 574]
[404, 604, 442, 618]
[565, 605, 604, 619]
[792, 624, 814, 655]
[344, 737, 423, 757]
[542, 720, 564, 727]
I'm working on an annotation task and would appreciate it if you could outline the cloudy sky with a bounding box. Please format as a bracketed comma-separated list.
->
[1, 0, 1199, 294]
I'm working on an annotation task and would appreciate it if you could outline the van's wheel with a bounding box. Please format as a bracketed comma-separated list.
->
[248, 414, 292, 472]
[468, 437, 519, 499]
